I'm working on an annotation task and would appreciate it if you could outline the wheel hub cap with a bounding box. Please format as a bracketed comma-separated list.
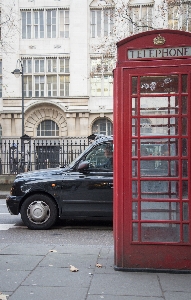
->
[27, 201, 50, 224]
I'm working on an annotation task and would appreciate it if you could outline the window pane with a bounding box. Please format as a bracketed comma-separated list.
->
[104, 9, 108, 36]
[132, 202, 138, 220]
[140, 139, 178, 157]
[129, 5, 153, 34]
[37, 120, 59, 136]
[92, 118, 113, 135]
[141, 181, 179, 199]
[22, 11, 31, 39]
[85, 142, 113, 170]
[183, 202, 188, 221]
[140, 96, 179, 115]
[141, 223, 180, 242]
[140, 75, 178, 94]
[60, 10, 69, 38]
[91, 11, 96, 38]
[40, 60, 44, 72]
[132, 223, 138, 241]
[140, 117, 179, 136]
[141, 202, 180, 221]
[47, 10, 56, 38]
[97, 10, 101, 37]
[140, 160, 179, 177]
[91, 76, 101, 96]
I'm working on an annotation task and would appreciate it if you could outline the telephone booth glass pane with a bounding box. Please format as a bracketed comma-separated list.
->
[140, 96, 179, 115]
[182, 75, 188, 92]
[131, 73, 189, 244]
[140, 75, 178, 94]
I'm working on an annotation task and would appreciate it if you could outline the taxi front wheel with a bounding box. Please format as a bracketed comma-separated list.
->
[20, 194, 58, 230]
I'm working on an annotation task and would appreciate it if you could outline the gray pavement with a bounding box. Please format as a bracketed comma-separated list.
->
[0, 191, 10, 199]
[1, 190, 191, 300]
[0, 243, 191, 300]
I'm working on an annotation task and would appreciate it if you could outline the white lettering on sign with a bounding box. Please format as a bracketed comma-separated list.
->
[128, 47, 191, 59]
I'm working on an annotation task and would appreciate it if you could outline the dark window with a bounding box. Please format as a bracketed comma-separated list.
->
[37, 120, 59, 136]
[92, 118, 113, 136]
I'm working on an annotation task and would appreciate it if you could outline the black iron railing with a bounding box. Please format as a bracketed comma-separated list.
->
[0, 137, 90, 175]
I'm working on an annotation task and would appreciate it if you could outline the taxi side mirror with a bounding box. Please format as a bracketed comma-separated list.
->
[77, 161, 89, 173]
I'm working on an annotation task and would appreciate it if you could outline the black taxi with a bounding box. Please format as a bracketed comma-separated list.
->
[6, 135, 113, 229]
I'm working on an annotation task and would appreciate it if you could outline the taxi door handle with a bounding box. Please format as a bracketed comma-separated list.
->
[108, 183, 113, 189]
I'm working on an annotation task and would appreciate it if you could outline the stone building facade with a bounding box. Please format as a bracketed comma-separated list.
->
[0, 0, 190, 141]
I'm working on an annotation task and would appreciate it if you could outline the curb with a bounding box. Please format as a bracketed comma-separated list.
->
[0, 192, 10, 199]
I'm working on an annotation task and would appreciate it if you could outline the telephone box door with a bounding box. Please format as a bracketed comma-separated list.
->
[114, 65, 191, 271]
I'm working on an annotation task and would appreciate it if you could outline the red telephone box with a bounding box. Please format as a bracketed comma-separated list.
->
[114, 30, 191, 272]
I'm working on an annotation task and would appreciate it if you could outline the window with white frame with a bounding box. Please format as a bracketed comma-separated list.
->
[90, 8, 114, 38]
[37, 120, 59, 136]
[35, 59, 44, 72]
[0, 60, 2, 97]
[104, 9, 114, 36]
[34, 10, 44, 38]
[0, 124, 2, 143]
[21, 8, 69, 39]
[129, 4, 153, 34]
[60, 76, 70, 97]
[47, 75, 57, 97]
[47, 59, 57, 73]
[34, 60, 45, 96]
[23, 59, 32, 73]
[59, 58, 70, 96]
[60, 58, 69, 72]
[0, 10, 1, 40]
[47, 9, 56, 38]
[59, 9, 69, 38]
[23, 59, 32, 97]
[22, 11, 32, 39]
[90, 57, 113, 96]
[168, 1, 191, 31]
[35, 76, 45, 97]
[24, 76, 32, 97]
[92, 118, 113, 136]
[22, 57, 70, 97]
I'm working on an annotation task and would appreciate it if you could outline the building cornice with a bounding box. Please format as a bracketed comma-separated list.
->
[20, 7, 69, 11]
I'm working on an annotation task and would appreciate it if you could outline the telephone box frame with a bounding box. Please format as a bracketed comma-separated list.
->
[114, 30, 191, 272]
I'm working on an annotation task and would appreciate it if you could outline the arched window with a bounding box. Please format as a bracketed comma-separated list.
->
[92, 118, 113, 136]
[37, 120, 59, 136]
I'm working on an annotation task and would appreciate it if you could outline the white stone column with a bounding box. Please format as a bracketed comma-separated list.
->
[1, 114, 12, 137]
[66, 113, 76, 136]
[79, 113, 89, 136]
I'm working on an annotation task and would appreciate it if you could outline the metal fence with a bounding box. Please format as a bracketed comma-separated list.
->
[0, 137, 90, 175]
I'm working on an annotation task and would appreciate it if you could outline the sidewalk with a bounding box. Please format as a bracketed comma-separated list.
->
[1, 189, 191, 300]
[0, 242, 191, 300]
[0, 191, 10, 199]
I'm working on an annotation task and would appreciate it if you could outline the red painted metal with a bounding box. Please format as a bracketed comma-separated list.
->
[114, 30, 191, 272]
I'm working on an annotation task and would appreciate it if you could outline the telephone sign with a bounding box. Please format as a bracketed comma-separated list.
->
[128, 46, 191, 59]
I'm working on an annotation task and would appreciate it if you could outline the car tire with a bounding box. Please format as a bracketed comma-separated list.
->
[20, 194, 58, 230]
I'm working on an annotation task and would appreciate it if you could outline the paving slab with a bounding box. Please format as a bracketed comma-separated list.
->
[88, 272, 163, 297]
[0, 254, 43, 271]
[54, 244, 104, 255]
[7, 286, 88, 300]
[22, 266, 94, 288]
[0, 270, 30, 292]
[38, 252, 98, 270]
[0, 243, 9, 251]
[0, 243, 54, 256]
[0, 243, 191, 300]
[164, 292, 191, 300]
[87, 296, 163, 300]
[158, 273, 191, 293]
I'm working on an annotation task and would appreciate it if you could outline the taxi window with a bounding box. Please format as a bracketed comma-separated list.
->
[85, 143, 113, 170]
